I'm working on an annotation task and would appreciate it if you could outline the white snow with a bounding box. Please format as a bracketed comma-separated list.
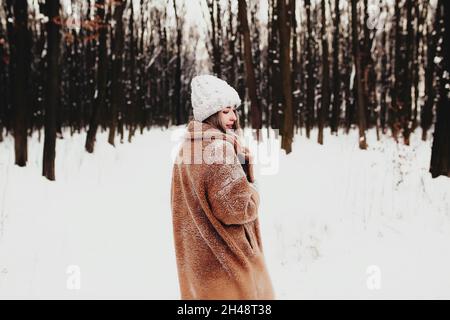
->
[0, 126, 449, 299]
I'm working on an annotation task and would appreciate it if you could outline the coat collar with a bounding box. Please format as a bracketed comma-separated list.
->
[184, 120, 241, 154]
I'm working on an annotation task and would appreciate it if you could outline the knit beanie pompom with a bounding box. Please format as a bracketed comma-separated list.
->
[191, 75, 242, 122]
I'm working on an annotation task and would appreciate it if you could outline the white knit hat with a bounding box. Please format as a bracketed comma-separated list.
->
[191, 75, 242, 122]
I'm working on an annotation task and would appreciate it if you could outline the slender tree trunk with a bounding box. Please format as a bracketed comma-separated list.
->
[422, 2, 439, 141]
[42, 0, 61, 180]
[227, 0, 237, 89]
[0, 18, 6, 142]
[7, 0, 30, 166]
[108, 0, 125, 146]
[411, 0, 422, 132]
[173, 0, 183, 125]
[351, 0, 367, 149]
[305, 0, 314, 139]
[208, 0, 222, 77]
[238, 0, 262, 129]
[278, 0, 294, 153]
[402, 0, 414, 145]
[290, 0, 299, 132]
[128, 1, 138, 142]
[344, 4, 354, 134]
[268, 0, 281, 130]
[331, 0, 341, 134]
[392, 0, 402, 141]
[380, 0, 388, 134]
[85, 0, 108, 153]
[318, 0, 330, 145]
[430, 0, 450, 178]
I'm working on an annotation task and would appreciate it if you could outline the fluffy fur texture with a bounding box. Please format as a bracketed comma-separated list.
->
[170, 120, 275, 300]
[191, 75, 242, 122]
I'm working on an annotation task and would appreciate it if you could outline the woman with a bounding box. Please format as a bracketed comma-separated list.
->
[170, 75, 275, 300]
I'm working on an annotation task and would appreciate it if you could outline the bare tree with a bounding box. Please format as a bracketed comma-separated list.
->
[6, 0, 30, 166]
[108, 0, 126, 146]
[42, 0, 61, 180]
[430, 0, 450, 178]
[305, 0, 315, 138]
[277, 0, 294, 153]
[85, 0, 108, 153]
[330, 0, 341, 134]
[318, 0, 330, 145]
[238, 0, 262, 129]
[351, 0, 367, 149]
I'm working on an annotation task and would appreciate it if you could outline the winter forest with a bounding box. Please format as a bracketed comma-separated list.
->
[0, 0, 449, 180]
[0, 0, 450, 299]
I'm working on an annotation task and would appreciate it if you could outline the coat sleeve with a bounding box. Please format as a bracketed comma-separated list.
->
[203, 140, 260, 226]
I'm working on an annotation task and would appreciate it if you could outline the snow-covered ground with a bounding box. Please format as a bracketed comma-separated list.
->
[0, 126, 449, 299]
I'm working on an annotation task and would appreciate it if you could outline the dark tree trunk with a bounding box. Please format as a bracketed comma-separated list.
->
[379, 1, 388, 134]
[402, 0, 414, 145]
[207, 0, 222, 77]
[7, 0, 30, 166]
[391, 0, 402, 141]
[42, 0, 61, 181]
[351, 0, 367, 149]
[108, 0, 125, 146]
[173, 0, 183, 125]
[305, 0, 314, 139]
[268, 0, 281, 130]
[128, 1, 138, 142]
[290, 0, 300, 132]
[277, 0, 294, 153]
[430, 0, 450, 178]
[238, 0, 262, 129]
[344, 3, 354, 134]
[227, 0, 237, 89]
[85, 0, 108, 153]
[330, 0, 341, 134]
[0, 17, 6, 142]
[318, 0, 330, 145]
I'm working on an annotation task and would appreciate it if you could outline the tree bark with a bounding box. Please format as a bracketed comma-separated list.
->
[430, 0, 450, 178]
[318, 0, 330, 145]
[422, 2, 439, 141]
[402, 0, 414, 145]
[173, 0, 183, 125]
[238, 0, 262, 129]
[85, 0, 108, 153]
[351, 0, 367, 149]
[7, 0, 30, 166]
[207, 0, 222, 77]
[108, 0, 125, 146]
[0, 18, 6, 142]
[277, 0, 294, 153]
[42, 0, 61, 180]
[331, 0, 341, 134]
[305, 0, 314, 139]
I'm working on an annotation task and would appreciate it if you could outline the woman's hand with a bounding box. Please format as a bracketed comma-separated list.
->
[238, 146, 255, 183]
[227, 132, 255, 183]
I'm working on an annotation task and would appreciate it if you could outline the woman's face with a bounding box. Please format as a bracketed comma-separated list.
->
[219, 106, 238, 130]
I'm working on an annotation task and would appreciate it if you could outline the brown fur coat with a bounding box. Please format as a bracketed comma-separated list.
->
[170, 120, 275, 300]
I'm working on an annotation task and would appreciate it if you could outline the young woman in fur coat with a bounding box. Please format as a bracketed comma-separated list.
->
[170, 75, 275, 300]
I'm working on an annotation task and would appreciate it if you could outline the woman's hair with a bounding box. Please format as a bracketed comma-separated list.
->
[186, 108, 242, 133]
[203, 108, 241, 134]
